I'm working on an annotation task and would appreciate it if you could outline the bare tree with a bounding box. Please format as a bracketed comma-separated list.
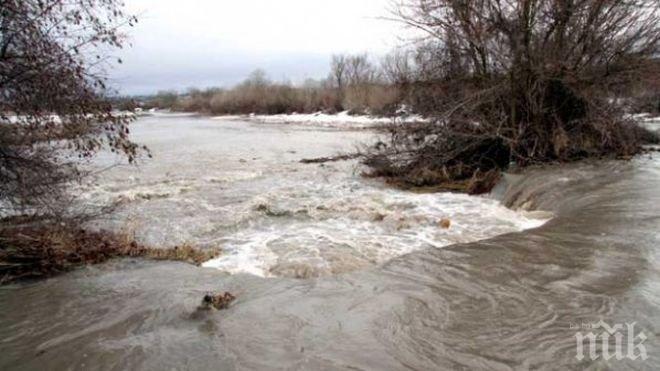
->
[381, 49, 414, 86]
[329, 55, 348, 91]
[0, 0, 141, 215]
[243, 69, 270, 88]
[343, 54, 382, 112]
[330, 54, 381, 112]
[345, 54, 378, 86]
[329, 55, 349, 110]
[366, 0, 660, 193]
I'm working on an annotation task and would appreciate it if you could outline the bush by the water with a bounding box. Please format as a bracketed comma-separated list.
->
[363, 0, 660, 194]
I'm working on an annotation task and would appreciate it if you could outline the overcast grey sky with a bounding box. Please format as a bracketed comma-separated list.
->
[110, 0, 407, 95]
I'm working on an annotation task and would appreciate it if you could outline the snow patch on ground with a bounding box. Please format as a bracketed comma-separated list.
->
[213, 111, 426, 129]
[632, 112, 660, 131]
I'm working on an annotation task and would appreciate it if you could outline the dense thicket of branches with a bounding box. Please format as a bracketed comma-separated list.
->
[0, 0, 140, 215]
[366, 0, 660, 193]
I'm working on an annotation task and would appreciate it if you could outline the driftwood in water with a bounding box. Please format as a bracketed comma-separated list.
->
[300, 153, 362, 164]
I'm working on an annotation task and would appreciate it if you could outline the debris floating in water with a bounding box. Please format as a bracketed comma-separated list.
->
[201, 292, 236, 310]
[439, 218, 452, 229]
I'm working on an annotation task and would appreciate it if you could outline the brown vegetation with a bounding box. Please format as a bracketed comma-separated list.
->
[0, 221, 221, 284]
[363, 0, 660, 193]
[145, 54, 406, 116]
[0, 0, 144, 215]
[0, 1, 164, 284]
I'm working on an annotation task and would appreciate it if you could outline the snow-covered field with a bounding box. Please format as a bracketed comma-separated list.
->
[630, 112, 660, 131]
[213, 110, 660, 130]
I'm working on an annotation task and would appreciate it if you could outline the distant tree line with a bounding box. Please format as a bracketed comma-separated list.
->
[144, 44, 658, 122]
[144, 53, 415, 116]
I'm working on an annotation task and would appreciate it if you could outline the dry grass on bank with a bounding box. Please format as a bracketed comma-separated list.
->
[152, 83, 402, 117]
[0, 222, 221, 284]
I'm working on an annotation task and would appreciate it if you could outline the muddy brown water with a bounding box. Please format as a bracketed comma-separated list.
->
[1, 115, 659, 370]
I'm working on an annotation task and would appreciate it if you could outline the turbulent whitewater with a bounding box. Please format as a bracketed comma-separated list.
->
[79, 114, 547, 278]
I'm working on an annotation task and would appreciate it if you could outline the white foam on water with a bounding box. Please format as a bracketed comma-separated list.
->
[203, 170, 263, 184]
[202, 185, 550, 277]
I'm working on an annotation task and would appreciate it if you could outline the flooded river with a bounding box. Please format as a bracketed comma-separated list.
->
[0, 114, 659, 370]
[76, 114, 546, 278]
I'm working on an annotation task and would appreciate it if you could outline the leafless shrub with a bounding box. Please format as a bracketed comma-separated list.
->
[205, 71, 306, 114]
[1, 0, 143, 215]
[365, 0, 660, 192]
[343, 84, 401, 115]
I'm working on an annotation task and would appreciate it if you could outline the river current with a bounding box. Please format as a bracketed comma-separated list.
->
[0, 114, 658, 370]
[77, 114, 547, 278]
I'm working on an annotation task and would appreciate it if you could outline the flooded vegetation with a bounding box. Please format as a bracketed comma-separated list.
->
[0, 220, 221, 284]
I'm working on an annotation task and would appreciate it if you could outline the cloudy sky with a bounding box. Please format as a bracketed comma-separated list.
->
[110, 0, 408, 95]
